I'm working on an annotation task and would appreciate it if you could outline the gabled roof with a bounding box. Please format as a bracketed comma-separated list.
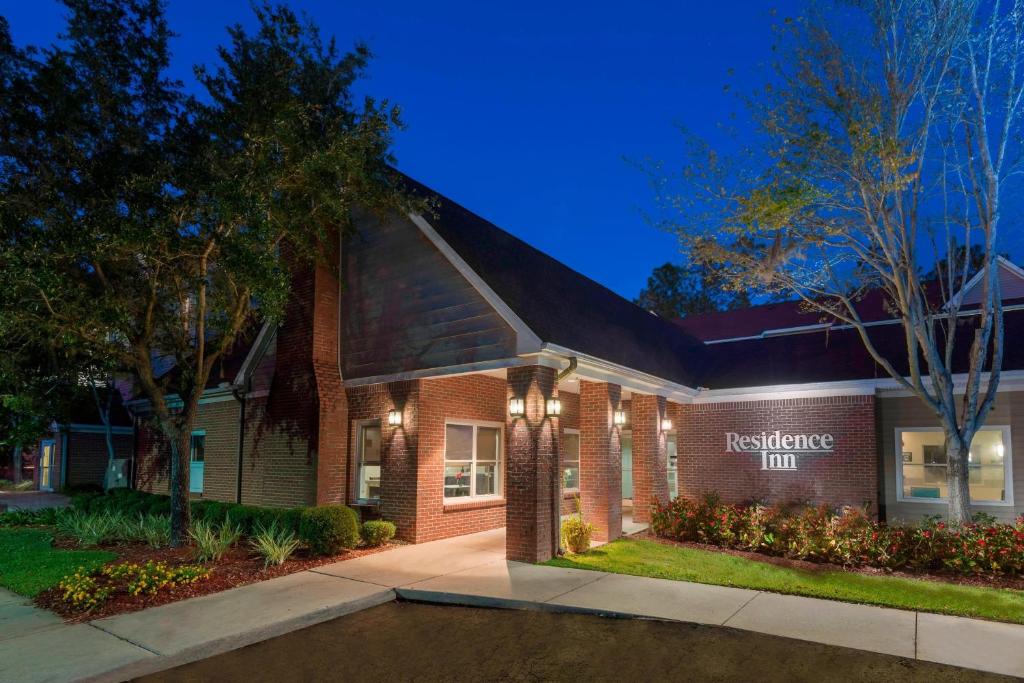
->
[403, 177, 706, 388]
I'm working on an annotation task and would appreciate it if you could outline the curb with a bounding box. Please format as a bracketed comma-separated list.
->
[394, 588, 668, 623]
[80, 588, 396, 683]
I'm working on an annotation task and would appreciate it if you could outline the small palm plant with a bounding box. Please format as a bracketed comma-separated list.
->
[249, 521, 301, 568]
[189, 520, 241, 562]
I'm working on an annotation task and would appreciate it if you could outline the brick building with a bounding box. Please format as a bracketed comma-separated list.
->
[127, 177, 1024, 562]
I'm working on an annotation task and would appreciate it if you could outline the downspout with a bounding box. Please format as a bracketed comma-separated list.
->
[232, 376, 250, 505]
[552, 357, 578, 557]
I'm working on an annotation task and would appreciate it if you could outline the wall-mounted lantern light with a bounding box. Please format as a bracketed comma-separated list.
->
[509, 397, 525, 417]
[545, 398, 561, 417]
[387, 409, 402, 427]
[661, 418, 673, 432]
[613, 409, 627, 426]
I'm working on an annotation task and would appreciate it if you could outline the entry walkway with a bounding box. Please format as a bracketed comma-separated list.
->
[2, 528, 1023, 681]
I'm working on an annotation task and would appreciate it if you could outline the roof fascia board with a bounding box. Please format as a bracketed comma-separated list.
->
[409, 213, 544, 355]
[944, 256, 1023, 310]
[126, 386, 238, 414]
[66, 423, 134, 435]
[538, 344, 699, 401]
[696, 369, 1024, 403]
[342, 356, 533, 388]
[232, 321, 276, 387]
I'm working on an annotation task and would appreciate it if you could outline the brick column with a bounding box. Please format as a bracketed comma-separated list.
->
[579, 381, 622, 542]
[312, 256, 349, 506]
[632, 393, 669, 523]
[505, 365, 559, 563]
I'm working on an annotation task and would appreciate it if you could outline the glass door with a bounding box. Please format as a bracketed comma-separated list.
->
[667, 434, 678, 499]
[189, 432, 205, 494]
[621, 432, 633, 501]
[38, 440, 55, 491]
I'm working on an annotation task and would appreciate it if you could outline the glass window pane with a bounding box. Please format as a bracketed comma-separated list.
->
[563, 465, 579, 490]
[900, 430, 1007, 502]
[359, 465, 381, 500]
[190, 435, 205, 463]
[476, 427, 500, 462]
[362, 426, 381, 465]
[444, 463, 471, 498]
[562, 433, 580, 466]
[475, 462, 498, 496]
[446, 425, 474, 461]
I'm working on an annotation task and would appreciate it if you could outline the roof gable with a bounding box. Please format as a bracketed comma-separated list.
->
[958, 257, 1024, 306]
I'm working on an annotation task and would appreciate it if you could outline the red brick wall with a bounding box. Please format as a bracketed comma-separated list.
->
[631, 394, 669, 522]
[419, 374, 509, 543]
[578, 381, 623, 540]
[65, 432, 133, 489]
[678, 395, 879, 513]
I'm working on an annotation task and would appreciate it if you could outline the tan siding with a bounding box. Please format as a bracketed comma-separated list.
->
[341, 212, 517, 379]
[879, 392, 1023, 522]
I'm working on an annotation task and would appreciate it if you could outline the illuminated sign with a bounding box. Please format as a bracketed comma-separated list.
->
[726, 431, 835, 471]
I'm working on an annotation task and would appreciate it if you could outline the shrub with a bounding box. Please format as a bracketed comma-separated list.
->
[299, 505, 359, 555]
[361, 520, 396, 547]
[133, 514, 171, 548]
[249, 522, 301, 567]
[103, 560, 209, 597]
[57, 510, 125, 547]
[0, 507, 67, 527]
[58, 567, 111, 611]
[561, 497, 595, 554]
[189, 520, 241, 563]
[650, 495, 1024, 577]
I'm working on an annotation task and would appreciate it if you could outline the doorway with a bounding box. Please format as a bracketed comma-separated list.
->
[38, 439, 55, 491]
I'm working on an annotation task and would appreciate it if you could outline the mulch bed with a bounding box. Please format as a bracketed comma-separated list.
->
[637, 531, 1024, 591]
[36, 538, 401, 623]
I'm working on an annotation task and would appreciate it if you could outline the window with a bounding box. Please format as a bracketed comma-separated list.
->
[189, 432, 205, 494]
[356, 423, 382, 501]
[562, 430, 580, 490]
[896, 427, 1012, 504]
[667, 433, 678, 499]
[444, 422, 502, 500]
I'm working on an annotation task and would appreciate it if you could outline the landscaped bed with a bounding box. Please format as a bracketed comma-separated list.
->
[548, 536, 1024, 624]
[0, 489, 400, 622]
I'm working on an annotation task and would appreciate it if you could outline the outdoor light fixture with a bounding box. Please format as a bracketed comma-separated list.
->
[613, 409, 627, 426]
[509, 397, 525, 417]
[546, 398, 562, 417]
[661, 418, 673, 431]
[387, 409, 402, 427]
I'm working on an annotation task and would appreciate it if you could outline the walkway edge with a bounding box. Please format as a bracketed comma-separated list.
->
[81, 588, 396, 683]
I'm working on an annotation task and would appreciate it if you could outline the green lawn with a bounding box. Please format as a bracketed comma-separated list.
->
[547, 538, 1024, 624]
[0, 527, 115, 597]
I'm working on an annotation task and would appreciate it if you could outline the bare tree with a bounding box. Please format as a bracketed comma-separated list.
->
[654, 0, 1023, 522]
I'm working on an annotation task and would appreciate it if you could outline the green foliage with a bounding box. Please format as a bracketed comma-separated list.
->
[0, 506, 67, 527]
[360, 520, 396, 547]
[561, 497, 595, 554]
[0, 528, 114, 597]
[0, 479, 35, 492]
[548, 539, 1024, 625]
[249, 521, 301, 567]
[651, 495, 1024, 576]
[188, 520, 241, 563]
[103, 560, 209, 597]
[58, 568, 111, 611]
[634, 262, 752, 318]
[57, 511, 126, 547]
[299, 505, 359, 555]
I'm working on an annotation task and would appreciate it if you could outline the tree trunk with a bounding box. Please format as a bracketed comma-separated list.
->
[945, 429, 972, 524]
[169, 429, 192, 546]
[91, 383, 117, 491]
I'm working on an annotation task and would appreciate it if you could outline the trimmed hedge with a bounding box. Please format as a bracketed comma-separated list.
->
[361, 520, 397, 547]
[300, 505, 360, 555]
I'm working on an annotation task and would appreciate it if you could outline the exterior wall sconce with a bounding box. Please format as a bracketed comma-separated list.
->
[613, 410, 627, 426]
[509, 397, 525, 417]
[387, 409, 402, 427]
[661, 418, 673, 432]
[545, 398, 561, 417]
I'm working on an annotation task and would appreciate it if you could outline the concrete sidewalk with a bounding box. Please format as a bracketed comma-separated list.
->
[2, 527, 1023, 681]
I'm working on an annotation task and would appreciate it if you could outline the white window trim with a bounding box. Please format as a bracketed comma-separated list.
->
[353, 420, 382, 504]
[562, 428, 581, 493]
[443, 419, 505, 503]
[894, 426, 1014, 507]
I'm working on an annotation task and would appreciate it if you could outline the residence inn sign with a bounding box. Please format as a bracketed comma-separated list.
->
[726, 430, 836, 471]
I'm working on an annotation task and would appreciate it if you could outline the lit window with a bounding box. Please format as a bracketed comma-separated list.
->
[667, 433, 678, 499]
[356, 424, 382, 501]
[562, 430, 580, 490]
[444, 423, 502, 500]
[897, 427, 1011, 504]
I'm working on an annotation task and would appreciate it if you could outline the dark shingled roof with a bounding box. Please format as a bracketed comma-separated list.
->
[404, 177, 706, 388]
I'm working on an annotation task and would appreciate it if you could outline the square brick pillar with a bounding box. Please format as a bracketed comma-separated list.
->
[506, 365, 559, 563]
[631, 393, 669, 523]
[579, 381, 622, 542]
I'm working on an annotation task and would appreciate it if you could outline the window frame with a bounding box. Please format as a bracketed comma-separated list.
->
[443, 419, 505, 503]
[353, 420, 382, 504]
[562, 428, 581, 493]
[894, 425, 1014, 507]
[189, 430, 206, 463]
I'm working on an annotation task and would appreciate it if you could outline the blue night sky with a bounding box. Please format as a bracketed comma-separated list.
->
[6, 1, 804, 300]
